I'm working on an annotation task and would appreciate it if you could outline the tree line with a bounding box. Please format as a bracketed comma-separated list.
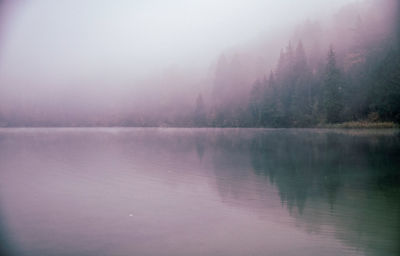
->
[194, 3, 400, 127]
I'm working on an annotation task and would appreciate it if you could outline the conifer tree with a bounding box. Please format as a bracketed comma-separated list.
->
[194, 94, 206, 126]
[324, 46, 343, 123]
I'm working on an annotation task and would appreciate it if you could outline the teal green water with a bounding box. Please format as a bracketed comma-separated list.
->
[0, 128, 399, 256]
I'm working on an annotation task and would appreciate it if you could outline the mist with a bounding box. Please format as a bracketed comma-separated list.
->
[1, 2, 400, 255]
[0, 0, 398, 126]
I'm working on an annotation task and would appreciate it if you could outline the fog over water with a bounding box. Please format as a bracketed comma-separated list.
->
[0, 0, 398, 126]
[0, 2, 399, 255]
[0, 0, 355, 122]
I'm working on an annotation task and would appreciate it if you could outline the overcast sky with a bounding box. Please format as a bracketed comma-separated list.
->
[0, 0, 354, 102]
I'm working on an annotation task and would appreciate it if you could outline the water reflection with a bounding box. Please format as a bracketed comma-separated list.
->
[210, 129, 400, 256]
[226, 130, 400, 256]
[0, 128, 399, 256]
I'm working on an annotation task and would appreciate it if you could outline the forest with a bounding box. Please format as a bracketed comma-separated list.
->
[195, 1, 400, 127]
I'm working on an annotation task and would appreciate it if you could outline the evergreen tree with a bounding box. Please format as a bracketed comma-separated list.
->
[324, 46, 343, 123]
[291, 41, 312, 126]
[294, 41, 307, 75]
[264, 71, 281, 126]
[249, 80, 263, 126]
[194, 94, 206, 126]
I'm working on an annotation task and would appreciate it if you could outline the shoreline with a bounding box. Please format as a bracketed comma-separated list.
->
[0, 122, 398, 129]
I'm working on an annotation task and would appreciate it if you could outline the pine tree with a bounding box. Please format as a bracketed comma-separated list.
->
[249, 80, 263, 126]
[324, 46, 343, 123]
[291, 41, 310, 125]
[194, 94, 206, 126]
[294, 41, 307, 75]
[262, 71, 279, 126]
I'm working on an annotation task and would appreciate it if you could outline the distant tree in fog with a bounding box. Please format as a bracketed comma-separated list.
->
[323, 46, 343, 123]
[194, 94, 206, 126]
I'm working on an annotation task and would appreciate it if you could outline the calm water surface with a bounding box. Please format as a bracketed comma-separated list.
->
[0, 128, 399, 256]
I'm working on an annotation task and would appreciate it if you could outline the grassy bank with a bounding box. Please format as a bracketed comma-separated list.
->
[318, 121, 399, 129]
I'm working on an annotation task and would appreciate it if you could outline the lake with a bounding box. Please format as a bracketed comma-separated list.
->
[0, 128, 399, 256]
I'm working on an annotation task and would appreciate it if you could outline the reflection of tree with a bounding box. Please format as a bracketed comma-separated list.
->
[1, 129, 398, 256]
[194, 134, 205, 161]
[248, 132, 345, 215]
[209, 129, 400, 256]
[248, 131, 400, 214]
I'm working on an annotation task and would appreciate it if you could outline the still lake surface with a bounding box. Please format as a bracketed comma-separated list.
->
[0, 128, 399, 256]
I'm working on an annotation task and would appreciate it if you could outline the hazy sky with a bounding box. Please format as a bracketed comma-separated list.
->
[0, 0, 354, 102]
